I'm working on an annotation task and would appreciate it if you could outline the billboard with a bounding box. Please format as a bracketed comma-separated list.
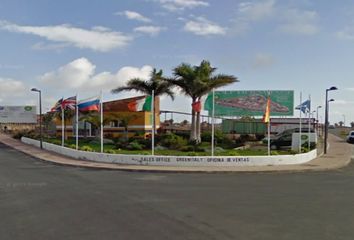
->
[204, 90, 294, 117]
[0, 106, 37, 123]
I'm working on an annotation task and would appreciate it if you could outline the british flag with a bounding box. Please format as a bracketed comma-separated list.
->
[61, 96, 77, 110]
[50, 98, 63, 112]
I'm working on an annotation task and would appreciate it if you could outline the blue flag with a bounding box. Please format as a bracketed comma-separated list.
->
[295, 100, 310, 114]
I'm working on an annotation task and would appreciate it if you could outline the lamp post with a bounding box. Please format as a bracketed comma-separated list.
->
[316, 106, 322, 135]
[324, 87, 337, 154]
[323, 86, 338, 154]
[31, 88, 43, 149]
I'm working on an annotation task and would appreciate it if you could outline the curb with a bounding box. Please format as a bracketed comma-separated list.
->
[0, 134, 352, 174]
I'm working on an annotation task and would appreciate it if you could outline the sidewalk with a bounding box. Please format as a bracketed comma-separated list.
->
[0, 133, 352, 173]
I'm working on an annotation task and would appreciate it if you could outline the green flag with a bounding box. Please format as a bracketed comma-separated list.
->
[142, 95, 152, 111]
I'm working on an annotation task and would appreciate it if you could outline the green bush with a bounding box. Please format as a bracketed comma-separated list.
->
[180, 145, 205, 152]
[126, 141, 143, 150]
[12, 130, 28, 139]
[104, 149, 116, 154]
[201, 130, 224, 142]
[270, 150, 279, 155]
[114, 138, 129, 149]
[159, 132, 187, 150]
[68, 144, 76, 149]
[80, 145, 93, 152]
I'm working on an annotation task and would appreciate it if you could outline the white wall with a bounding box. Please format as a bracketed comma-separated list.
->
[21, 137, 317, 167]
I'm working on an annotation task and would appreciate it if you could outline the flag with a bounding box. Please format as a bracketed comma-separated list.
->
[192, 101, 202, 112]
[262, 96, 271, 123]
[295, 100, 310, 114]
[62, 96, 77, 110]
[127, 96, 152, 112]
[50, 98, 63, 112]
[78, 96, 100, 112]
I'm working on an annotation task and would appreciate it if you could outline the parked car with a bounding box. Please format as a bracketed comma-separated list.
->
[270, 133, 293, 150]
[346, 131, 354, 143]
[263, 128, 314, 145]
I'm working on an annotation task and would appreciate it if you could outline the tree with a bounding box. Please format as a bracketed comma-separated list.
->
[351, 122, 354, 128]
[42, 112, 55, 136]
[110, 113, 139, 140]
[79, 112, 113, 137]
[111, 68, 175, 134]
[54, 109, 75, 140]
[169, 60, 238, 143]
[338, 121, 344, 127]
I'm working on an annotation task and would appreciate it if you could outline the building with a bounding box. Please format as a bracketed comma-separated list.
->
[52, 96, 160, 139]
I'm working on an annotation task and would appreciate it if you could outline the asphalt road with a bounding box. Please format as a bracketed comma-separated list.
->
[1, 142, 354, 240]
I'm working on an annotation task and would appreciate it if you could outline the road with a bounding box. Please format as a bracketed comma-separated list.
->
[1, 142, 354, 240]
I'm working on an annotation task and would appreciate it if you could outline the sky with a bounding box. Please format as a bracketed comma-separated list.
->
[0, 0, 353, 125]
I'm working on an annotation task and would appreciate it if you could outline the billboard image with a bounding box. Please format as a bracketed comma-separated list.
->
[204, 90, 294, 117]
[0, 106, 37, 123]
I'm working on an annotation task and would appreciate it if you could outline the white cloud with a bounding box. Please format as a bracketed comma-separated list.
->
[183, 17, 226, 36]
[0, 21, 132, 52]
[134, 26, 165, 36]
[252, 53, 275, 69]
[336, 26, 354, 41]
[117, 11, 151, 23]
[154, 0, 209, 11]
[231, 0, 275, 35]
[0, 78, 27, 97]
[39, 58, 153, 95]
[238, 0, 275, 21]
[278, 9, 319, 35]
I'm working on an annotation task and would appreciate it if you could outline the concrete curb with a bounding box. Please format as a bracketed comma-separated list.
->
[0, 133, 352, 173]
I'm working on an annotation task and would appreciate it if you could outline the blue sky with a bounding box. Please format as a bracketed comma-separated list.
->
[0, 0, 353, 125]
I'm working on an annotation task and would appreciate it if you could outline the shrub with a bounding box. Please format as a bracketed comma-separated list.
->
[68, 144, 76, 149]
[12, 130, 28, 139]
[270, 150, 279, 155]
[81, 145, 93, 152]
[114, 138, 129, 149]
[159, 132, 187, 150]
[126, 141, 143, 150]
[105, 149, 116, 154]
[180, 145, 205, 152]
[201, 130, 223, 142]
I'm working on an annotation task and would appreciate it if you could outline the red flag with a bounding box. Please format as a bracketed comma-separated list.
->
[192, 101, 201, 112]
[263, 96, 271, 123]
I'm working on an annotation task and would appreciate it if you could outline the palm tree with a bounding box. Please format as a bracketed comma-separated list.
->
[169, 60, 238, 143]
[109, 113, 139, 140]
[79, 112, 113, 137]
[55, 109, 75, 140]
[111, 69, 175, 134]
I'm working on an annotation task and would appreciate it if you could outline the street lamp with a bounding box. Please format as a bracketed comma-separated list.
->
[324, 86, 337, 154]
[31, 88, 43, 149]
[316, 106, 322, 135]
[316, 106, 322, 124]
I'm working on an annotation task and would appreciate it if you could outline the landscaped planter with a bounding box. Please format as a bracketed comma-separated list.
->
[21, 137, 317, 167]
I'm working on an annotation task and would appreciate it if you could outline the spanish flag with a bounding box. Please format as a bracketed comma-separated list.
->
[263, 96, 271, 123]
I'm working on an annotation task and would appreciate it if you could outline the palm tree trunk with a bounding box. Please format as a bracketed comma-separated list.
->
[190, 101, 197, 142]
[196, 111, 201, 143]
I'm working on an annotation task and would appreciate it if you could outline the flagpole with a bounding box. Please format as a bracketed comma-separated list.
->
[267, 91, 270, 156]
[100, 90, 103, 153]
[76, 93, 79, 150]
[211, 89, 215, 157]
[308, 94, 311, 150]
[299, 92, 302, 153]
[61, 101, 64, 147]
[267, 121, 270, 156]
[151, 90, 155, 156]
